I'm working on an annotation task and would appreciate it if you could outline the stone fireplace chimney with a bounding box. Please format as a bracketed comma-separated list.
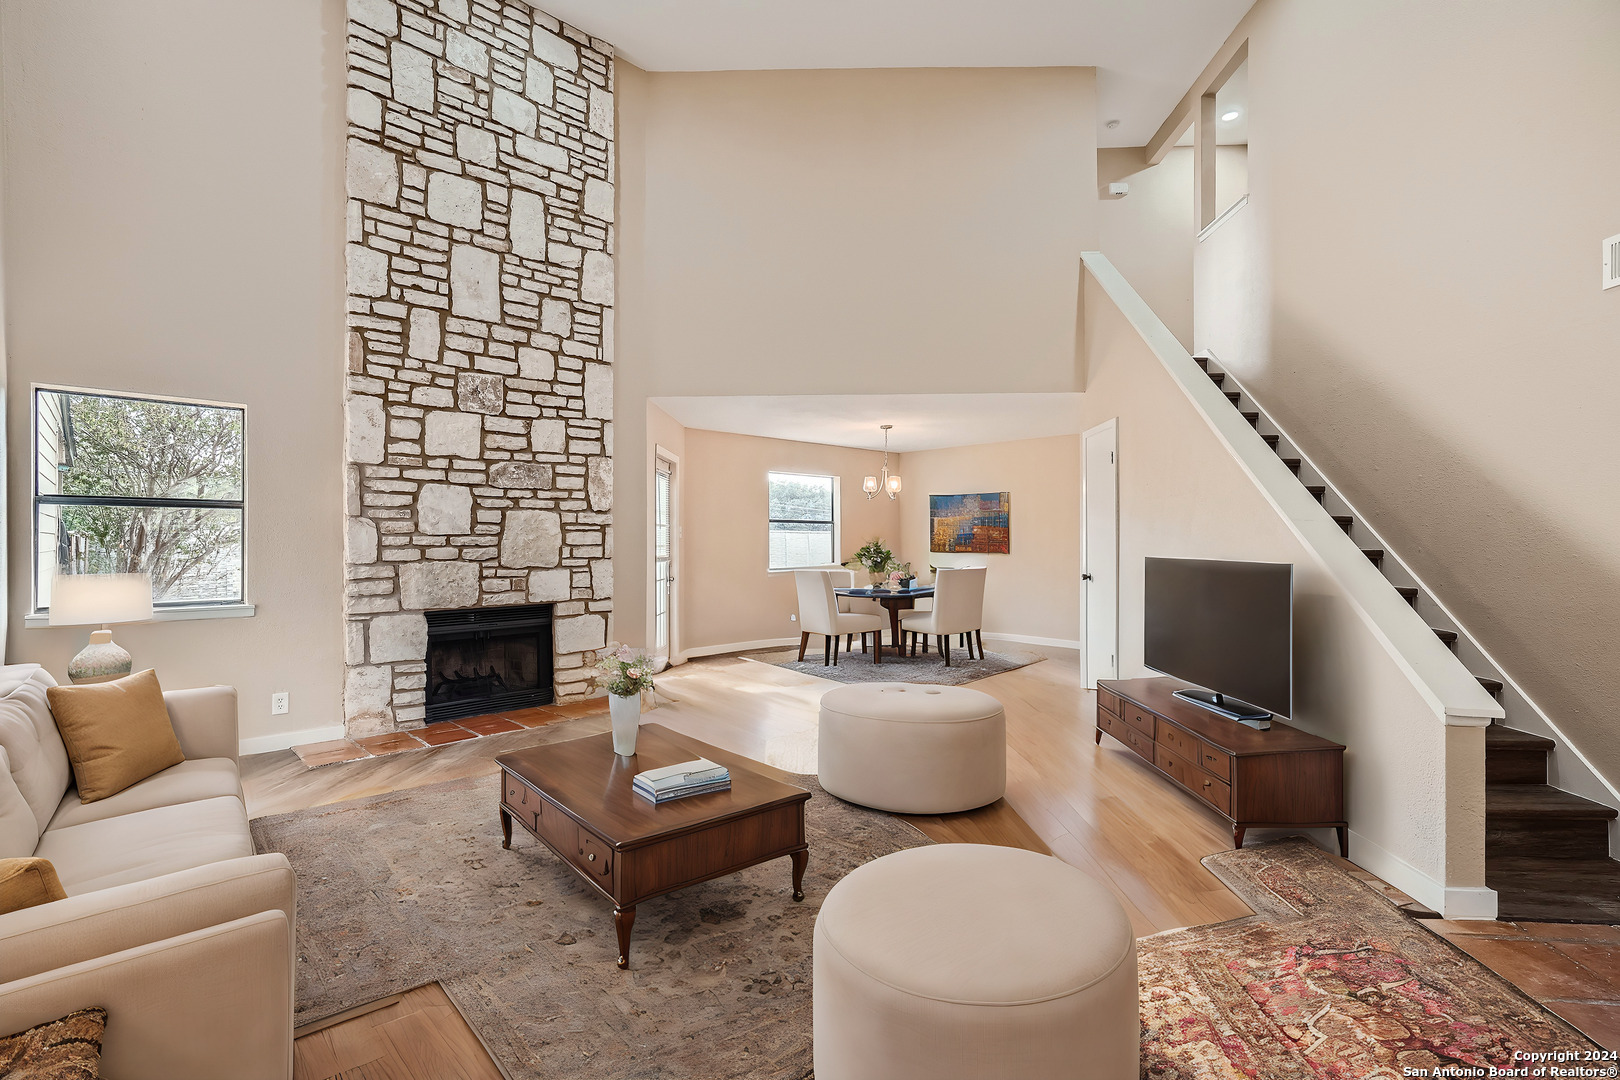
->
[341, 0, 613, 736]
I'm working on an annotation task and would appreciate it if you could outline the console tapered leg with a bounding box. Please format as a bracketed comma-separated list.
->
[500, 807, 512, 849]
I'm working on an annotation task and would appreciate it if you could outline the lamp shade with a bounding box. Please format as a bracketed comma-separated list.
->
[862, 476, 879, 494]
[48, 574, 154, 627]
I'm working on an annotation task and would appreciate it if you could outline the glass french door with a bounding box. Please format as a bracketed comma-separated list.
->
[654, 459, 673, 661]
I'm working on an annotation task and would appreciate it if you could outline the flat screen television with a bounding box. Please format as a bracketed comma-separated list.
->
[1143, 557, 1293, 725]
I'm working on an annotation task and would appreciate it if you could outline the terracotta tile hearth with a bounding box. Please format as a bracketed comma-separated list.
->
[292, 700, 606, 769]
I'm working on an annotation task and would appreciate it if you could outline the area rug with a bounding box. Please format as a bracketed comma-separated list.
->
[250, 761, 931, 1080]
[769, 646, 1040, 686]
[1139, 836, 1601, 1077]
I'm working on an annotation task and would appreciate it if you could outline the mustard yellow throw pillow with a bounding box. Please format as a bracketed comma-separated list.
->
[0, 858, 67, 915]
[47, 669, 183, 803]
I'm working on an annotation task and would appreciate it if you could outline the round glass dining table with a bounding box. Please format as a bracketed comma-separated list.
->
[833, 585, 935, 652]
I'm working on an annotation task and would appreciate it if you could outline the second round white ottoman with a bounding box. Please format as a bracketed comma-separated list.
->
[817, 683, 1006, 814]
[813, 844, 1139, 1080]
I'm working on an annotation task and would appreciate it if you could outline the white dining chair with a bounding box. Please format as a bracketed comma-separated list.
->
[795, 570, 887, 666]
[899, 567, 987, 666]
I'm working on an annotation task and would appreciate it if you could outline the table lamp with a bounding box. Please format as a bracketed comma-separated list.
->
[48, 573, 154, 684]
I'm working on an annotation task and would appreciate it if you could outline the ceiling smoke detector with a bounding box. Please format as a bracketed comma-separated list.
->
[1105, 119, 1121, 130]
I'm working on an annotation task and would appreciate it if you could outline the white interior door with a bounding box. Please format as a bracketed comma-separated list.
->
[653, 457, 674, 663]
[1082, 419, 1118, 689]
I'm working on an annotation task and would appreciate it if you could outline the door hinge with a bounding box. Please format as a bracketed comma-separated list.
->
[1110, 451, 1115, 464]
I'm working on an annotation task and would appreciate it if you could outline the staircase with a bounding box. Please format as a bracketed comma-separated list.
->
[1194, 355, 1620, 923]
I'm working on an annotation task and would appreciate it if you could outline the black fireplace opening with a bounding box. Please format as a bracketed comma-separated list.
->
[425, 604, 555, 723]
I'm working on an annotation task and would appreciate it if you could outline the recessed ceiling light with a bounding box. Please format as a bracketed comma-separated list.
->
[1221, 109, 1241, 122]
[1105, 119, 1120, 129]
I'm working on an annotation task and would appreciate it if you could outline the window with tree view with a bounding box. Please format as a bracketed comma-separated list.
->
[34, 388, 245, 611]
[768, 472, 836, 570]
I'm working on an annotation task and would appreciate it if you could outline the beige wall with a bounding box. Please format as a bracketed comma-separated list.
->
[679, 428, 901, 653]
[1081, 268, 1481, 904]
[1191, 0, 1620, 786]
[616, 64, 1098, 649]
[896, 436, 1080, 645]
[0, 0, 347, 747]
[1098, 145, 1248, 351]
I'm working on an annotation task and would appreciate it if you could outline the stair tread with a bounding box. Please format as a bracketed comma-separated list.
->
[1395, 586, 1418, 600]
[1487, 784, 1618, 820]
[1332, 515, 1354, 533]
[1224, 391, 1241, 404]
[1476, 676, 1504, 697]
[1263, 434, 1280, 449]
[1208, 372, 1225, 387]
[1488, 857, 1620, 923]
[1486, 725, 1555, 750]
[1432, 628, 1458, 645]
[1362, 548, 1384, 563]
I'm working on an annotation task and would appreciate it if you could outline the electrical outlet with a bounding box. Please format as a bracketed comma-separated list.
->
[271, 692, 289, 715]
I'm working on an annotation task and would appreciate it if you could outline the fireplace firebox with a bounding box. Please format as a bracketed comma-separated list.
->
[425, 605, 554, 723]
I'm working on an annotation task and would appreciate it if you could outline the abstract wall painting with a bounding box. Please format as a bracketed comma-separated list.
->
[929, 492, 1011, 554]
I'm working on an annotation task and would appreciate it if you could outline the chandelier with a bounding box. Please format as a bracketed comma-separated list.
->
[863, 424, 902, 500]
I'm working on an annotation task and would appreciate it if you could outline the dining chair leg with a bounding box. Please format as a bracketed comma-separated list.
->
[976, 629, 985, 658]
[941, 635, 951, 667]
[846, 633, 853, 652]
[798, 632, 810, 662]
[833, 634, 841, 666]
[966, 633, 977, 661]
[862, 632, 869, 654]
[823, 635, 831, 666]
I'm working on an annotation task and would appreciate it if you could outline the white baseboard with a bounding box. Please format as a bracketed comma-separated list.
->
[679, 637, 799, 660]
[1347, 828, 1497, 920]
[239, 724, 346, 757]
[981, 632, 1082, 651]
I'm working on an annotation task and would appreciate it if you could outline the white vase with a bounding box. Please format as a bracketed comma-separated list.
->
[609, 691, 642, 756]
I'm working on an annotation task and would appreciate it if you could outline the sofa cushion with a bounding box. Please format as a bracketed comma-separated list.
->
[46, 759, 244, 832]
[47, 670, 185, 803]
[0, 665, 71, 844]
[0, 748, 41, 860]
[33, 797, 254, 896]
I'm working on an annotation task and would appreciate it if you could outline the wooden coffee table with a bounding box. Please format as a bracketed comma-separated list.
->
[496, 723, 811, 969]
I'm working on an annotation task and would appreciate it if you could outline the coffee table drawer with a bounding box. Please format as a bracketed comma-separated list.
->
[573, 828, 614, 881]
[503, 775, 540, 833]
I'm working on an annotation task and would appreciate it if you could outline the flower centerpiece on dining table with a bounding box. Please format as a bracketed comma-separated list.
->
[851, 537, 897, 588]
[594, 644, 657, 756]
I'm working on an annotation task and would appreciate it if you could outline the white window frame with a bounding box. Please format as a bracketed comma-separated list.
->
[766, 471, 842, 573]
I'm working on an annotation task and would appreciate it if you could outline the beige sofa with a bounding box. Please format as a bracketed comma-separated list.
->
[0, 663, 294, 1079]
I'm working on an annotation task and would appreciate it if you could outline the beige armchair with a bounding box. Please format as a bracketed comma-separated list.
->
[796, 571, 886, 665]
[901, 567, 987, 666]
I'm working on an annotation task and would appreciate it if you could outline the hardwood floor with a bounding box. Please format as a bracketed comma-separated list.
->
[244, 644, 1620, 1076]
[291, 982, 503, 1080]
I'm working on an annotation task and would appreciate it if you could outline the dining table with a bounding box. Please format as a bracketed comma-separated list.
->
[834, 585, 935, 654]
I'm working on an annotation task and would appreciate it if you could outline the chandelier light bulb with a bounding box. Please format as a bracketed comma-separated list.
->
[864, 424, 902, 501]
[862, 475, 879, 494]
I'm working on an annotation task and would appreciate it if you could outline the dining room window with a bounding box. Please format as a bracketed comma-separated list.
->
[768, 471, 837, 570]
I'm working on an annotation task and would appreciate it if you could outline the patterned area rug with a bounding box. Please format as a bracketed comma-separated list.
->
[250, 758, 930, 1080]
[770, 646, 1040, 686]
[1140, 837, 1601, 1077]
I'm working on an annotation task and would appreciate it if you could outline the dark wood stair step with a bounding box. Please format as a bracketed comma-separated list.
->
[1486, 725, 1552, 785]
[1224, 391, 1241, 405]
[1362, 548, 1384, 567]
[1489, 783, 1617, 821]
[1208, 371, 1225, 387]
[1332, 515, 1354, 535]
[1395, 586, 1419, 606]
[1263, 434, 1280, 450]
[1195, 356, 1209, 370]
[1304, 484, 1324, 502]
[1487, 725, 1553, 751]
[1432, 628, 1457, 649]
[1282, 458, 1303, 476]
[1488, 783, 1616, 860]
[1476, 676, 1504, 698]
[1242, 411, 1260, 428]
[1488, 856, 1620, 923]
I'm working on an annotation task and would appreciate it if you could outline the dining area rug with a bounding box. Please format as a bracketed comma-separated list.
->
[769, 645, 1041, 686]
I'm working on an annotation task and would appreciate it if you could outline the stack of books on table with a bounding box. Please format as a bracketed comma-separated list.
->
[633, 759, 731, 804]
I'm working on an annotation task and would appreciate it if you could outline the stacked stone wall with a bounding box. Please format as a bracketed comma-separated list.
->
[342, 0, 613, 733]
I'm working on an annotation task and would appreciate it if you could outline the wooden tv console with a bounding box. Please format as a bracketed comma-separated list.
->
[1096, 677, 1347, 855]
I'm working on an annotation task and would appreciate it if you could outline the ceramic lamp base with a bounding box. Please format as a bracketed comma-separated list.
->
[68, 629, 133, 685]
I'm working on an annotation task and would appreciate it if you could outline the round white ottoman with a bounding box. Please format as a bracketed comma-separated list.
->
[814, 844, 1138, 1080]
[817, 683, 1005, 814]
